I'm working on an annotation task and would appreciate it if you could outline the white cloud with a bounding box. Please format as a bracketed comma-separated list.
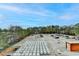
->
[0, 5, 23, 13]
[0, 4, 57, 17]
[58, 14, 73, 20]
[57, 13, 79, 21]
[57, 4, 79, 20]
[0, 4, 78, 22]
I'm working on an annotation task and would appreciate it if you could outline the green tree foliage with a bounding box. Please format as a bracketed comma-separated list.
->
[73, 23, 79, 35]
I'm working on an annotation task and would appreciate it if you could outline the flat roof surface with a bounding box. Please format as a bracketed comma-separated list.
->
[6, 34, 79, 56]
[67, 40, 79, 43]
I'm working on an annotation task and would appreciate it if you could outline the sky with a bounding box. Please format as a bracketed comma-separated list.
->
[0, 3, 79, 28]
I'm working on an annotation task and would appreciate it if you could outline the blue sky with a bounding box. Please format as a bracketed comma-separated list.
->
[0, 3, 79, 28]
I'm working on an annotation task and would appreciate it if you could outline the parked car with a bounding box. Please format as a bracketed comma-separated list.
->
[51, 35, 54, 37]
[40, 34, 43, 37]
[55, 36, 59, 39]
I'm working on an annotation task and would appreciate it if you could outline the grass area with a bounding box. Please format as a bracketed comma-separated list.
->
[0, 30, 30, 51]
[0, 32, 10, 51]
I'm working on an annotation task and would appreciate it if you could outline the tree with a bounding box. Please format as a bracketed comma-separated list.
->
[73, 23, 79, 35]
[9, 26, 22, 32]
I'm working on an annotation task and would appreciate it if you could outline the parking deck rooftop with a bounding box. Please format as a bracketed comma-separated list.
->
[6, 34, 79, 56]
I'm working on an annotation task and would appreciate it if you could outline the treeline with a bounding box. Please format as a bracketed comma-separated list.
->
[0, 23, 79, 39]
[25, 23, 79, 35]
[26, 25, 75, 35]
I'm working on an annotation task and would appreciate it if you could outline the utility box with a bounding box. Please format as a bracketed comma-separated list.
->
[66, 41, 79, 52]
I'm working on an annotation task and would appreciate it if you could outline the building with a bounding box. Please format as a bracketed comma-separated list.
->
[66, 41, 79, 52]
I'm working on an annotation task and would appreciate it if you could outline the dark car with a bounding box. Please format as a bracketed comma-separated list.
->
[40, 34, 43, 37]
[55, 36, 59, 39]
[51, 35, 54, 37]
